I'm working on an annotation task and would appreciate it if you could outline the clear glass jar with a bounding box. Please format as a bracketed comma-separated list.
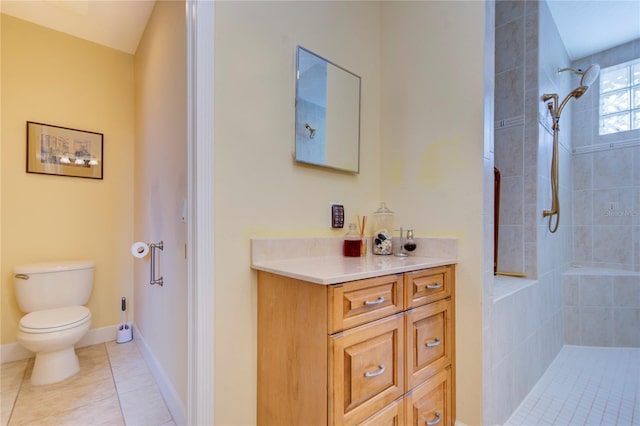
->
[371, 202, 394, 255]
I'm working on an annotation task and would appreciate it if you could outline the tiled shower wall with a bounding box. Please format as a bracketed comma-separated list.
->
[487, 1, 567, 424]
[570, 39, 640, 272]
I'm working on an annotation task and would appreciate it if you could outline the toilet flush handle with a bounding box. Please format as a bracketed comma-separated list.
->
[14, 274, 29, 280]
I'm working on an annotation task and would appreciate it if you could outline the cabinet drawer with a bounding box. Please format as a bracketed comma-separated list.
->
[405, 368, 452, 426]
[405, 299, 453, 390]
[329, 314, 404, 425]
[405, 266, 453, 309]
[329, 274, 403, 333]
[357, 397, 404, 426]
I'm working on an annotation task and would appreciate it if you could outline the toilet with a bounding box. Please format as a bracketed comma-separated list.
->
[13, 260, 94, 385]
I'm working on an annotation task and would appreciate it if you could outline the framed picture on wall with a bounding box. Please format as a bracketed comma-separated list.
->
[26, 121, 103, 180]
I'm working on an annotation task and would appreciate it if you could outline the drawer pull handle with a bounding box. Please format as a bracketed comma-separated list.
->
[364, 364, 385, 378]
[364, 296, 385, 306]
[426, 412, 441, 426]
[425, 338, 441, 348]
[427, 283, 442, 290]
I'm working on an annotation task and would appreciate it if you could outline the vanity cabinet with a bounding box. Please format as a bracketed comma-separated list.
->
[257, 264, 455, 426]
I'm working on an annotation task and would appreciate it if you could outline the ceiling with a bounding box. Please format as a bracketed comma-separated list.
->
[0, 0, 155, 54]
[1, 1, 638, 59]
[547, 0, 640, 60]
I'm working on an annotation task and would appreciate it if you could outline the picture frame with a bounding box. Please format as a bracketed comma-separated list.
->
[26, 121, 103, 180]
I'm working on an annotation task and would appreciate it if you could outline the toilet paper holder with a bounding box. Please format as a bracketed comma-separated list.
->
[149, 241, 164, 287]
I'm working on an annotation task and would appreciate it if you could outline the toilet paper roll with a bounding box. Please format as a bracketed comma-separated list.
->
[131, 242, 149, 258]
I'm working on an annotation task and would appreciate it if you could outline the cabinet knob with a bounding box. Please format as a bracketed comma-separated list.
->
[427, 283, 442, 290]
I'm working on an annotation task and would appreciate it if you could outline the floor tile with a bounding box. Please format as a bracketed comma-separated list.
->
[506, 346, 640, 426]
[2, 342, 173, 426]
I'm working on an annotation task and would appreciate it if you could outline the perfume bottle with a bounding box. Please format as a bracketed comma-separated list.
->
[404, 229, 417, 253]
[343, 223, 361, 257]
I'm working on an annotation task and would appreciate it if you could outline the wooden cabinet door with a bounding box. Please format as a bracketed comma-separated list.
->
[329, 274, 404, 333]
[405, 368, 452, 426]
[357, 398, 404, 426]
[405, 266, 453, 309]
[405, 299, 453, 390]
[330, 314, 404, 425]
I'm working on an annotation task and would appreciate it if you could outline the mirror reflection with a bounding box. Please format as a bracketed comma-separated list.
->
[295, 46, 361, 173]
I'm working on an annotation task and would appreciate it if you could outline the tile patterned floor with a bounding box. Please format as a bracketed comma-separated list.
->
[1, 340, 174, 426]
[505, 345, 640, 426]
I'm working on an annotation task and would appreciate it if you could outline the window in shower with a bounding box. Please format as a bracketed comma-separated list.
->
[598, 57, 640, 135]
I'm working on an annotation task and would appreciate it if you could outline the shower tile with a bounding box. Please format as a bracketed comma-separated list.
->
[563, 306, 580, 345]
[572, 154, 593, 191]
[634, 227, 640, 271]
[500, 176, 524, 225]
[495, 19, 524, 74]
[593, 225, 633, 266]
[593, 148, 633, 190]
[498, 225, 524, 273]
[613, 276, 640, 307]
[572, 109, 594, 149]
[597, 40, 637, 69]
[495, 126, 524, 177]
[594, 188, 633, 226]
[573, 190, 593, 226]
[496, 0, 524, 27]
[633, 147, 640, 186]
[613, 308, 640, 347]
[580, 275, 612, 306]
[496, 67, 525, 121]
[562, 275, 579, 305]
[524, 49, 538, 92]
[580, 306, 613, 346]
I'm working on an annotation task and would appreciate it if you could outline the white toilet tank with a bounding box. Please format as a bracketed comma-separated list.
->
[13, 261, 95, 313]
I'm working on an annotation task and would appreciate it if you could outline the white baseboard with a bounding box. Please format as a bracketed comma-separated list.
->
[0, 325, 118, 364]
[132, 324, 186, 426]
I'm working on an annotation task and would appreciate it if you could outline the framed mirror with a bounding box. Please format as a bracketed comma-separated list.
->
[295, 46, 361, 173]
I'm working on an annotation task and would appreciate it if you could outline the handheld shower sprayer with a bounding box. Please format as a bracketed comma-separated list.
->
[540, 64, 600, 233]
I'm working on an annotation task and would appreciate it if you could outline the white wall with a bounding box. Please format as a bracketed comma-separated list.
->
[134, 0, 187, 413]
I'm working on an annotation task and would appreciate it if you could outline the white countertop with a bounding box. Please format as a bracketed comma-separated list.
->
[251, 255, 457, 285]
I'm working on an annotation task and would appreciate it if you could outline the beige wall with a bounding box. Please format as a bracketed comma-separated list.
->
[380, 3, 485, 423]
[214, 2, 382, 424]
[214, 1, 486, 425]
[1, 14, 135, 344]
[134, 0, 188, 410]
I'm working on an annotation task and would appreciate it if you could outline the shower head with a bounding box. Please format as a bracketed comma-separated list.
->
[580, 64, 600, 87]
[558, 64, 601, 88]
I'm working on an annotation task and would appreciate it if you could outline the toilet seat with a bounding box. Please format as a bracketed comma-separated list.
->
[19, 306, 91, 334]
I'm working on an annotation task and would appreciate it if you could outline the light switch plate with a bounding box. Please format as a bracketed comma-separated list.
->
[331, 204, 344, 228]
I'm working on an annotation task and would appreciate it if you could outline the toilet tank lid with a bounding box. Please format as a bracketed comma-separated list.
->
[14, 260, 95, 274]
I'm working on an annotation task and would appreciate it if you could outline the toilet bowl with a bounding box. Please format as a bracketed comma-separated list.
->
[13, 261, 95, 385]
[17, 306, 92, 385]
